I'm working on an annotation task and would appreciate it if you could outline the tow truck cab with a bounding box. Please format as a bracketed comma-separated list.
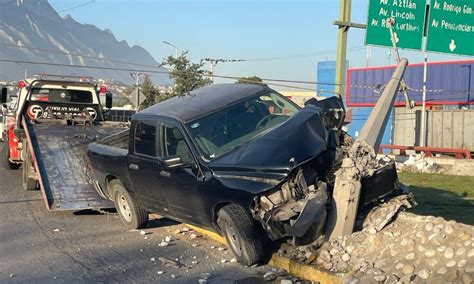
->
[1, 75, 112, 168]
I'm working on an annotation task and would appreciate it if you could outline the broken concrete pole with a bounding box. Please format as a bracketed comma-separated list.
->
[326, 59, 409, 239]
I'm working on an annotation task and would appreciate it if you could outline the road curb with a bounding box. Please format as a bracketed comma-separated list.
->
[188, 225, 344, 284]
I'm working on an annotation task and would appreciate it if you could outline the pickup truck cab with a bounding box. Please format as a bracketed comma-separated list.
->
[88, 84, 398, 265]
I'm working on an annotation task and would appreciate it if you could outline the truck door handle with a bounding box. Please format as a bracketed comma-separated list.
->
[129, 163, 139, 170]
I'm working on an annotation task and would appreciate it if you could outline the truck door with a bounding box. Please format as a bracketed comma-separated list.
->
[127, 121, 170, 214]
[158, 123, 207, 224]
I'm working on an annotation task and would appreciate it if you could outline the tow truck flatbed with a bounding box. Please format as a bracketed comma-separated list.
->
[23, 117, 126, 210]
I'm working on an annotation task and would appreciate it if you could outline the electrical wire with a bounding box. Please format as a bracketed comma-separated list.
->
[29, 0, 96, 22]
[0, 0, 16, 8]
[0, 58, 319, 91]
[0, 42, 161, 69]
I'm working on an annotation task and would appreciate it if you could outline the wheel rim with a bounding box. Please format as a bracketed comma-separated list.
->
[225, 223, 243, 257]
[117, 193, 132, 222]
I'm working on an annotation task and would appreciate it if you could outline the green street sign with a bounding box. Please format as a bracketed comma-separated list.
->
[365, 0, 426, 50]
[426, 0, 474, 56]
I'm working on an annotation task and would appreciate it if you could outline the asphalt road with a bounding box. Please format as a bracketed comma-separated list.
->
[0, 153, 267, 283]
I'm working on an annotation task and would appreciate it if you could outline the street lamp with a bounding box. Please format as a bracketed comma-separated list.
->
[461, 65, 472, 110]
[163, 41, 178, 58]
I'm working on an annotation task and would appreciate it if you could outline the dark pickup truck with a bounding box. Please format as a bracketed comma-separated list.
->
[87, 84, 399, 265]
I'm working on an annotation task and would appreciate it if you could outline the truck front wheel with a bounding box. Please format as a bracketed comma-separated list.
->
[2, 142, 20, 170]
[217, 204, 266, 266]
[22, 144, 37, 190]
[110, 180, 148, 229]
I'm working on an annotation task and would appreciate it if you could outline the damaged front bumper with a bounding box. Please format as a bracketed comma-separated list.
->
[251, 170, 329, 242]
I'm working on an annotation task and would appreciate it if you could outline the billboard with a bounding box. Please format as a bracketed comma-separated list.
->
[316, 61, 348, 98]
[346, 59, 474, 107]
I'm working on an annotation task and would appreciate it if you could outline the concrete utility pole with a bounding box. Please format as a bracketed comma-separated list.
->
[130, 72, 146, 110]
[327, 59, 409, 239]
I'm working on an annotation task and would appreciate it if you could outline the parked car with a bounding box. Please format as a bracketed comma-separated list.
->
[87, 84, 398, 265]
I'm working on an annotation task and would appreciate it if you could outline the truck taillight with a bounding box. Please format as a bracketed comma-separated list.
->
[18, 80, 27, 89]
[99, 85, 107, 94]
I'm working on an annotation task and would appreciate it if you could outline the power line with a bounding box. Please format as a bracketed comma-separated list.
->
[241, 46, 366, 62]
[0, 0, 16, 8]
[0, 58, 318, 91]
[1, 57, 470, 96]
[30, 0, 96, 22]
[0, 42, 160, 69]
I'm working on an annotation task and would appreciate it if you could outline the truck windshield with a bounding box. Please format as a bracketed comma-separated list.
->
[29, 88, 93, 104]
[186, 92, 299, 159]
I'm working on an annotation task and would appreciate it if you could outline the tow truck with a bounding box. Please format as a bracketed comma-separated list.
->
[1, 74, 127, 211]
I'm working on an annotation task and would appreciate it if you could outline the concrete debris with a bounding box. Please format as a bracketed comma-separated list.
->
[53, 229, 60, 232]
[230, 258, 237, 263]
[158, 241, 169, 247]
[9, 274, 15, 278]
[190, 233, 202, 239]
[263, 269, 287, 281]
[164, 236, 172, 242]
[157, 271, 164, 275]
[217, 247, 226, 251]
[282, 212, 473, 282]
[397, 153, 444, 174]
[158, 257, 183, 268]
[139, 230, 148, 235]
[362, 193, 415, 234]
[150, 257, 155, 262]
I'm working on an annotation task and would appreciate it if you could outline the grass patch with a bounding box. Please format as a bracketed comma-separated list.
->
[398, 172, 474, 225]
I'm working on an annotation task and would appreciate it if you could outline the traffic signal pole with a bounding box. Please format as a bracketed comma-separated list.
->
[333, 0, 366, 100]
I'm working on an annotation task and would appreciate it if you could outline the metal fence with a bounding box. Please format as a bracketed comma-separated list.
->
[108, 109, 136, 122]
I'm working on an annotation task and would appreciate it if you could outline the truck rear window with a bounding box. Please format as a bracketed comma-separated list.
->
[29, 88, 93, 104]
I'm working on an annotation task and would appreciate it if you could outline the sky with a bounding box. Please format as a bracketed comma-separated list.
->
[48, 0, 469, 87]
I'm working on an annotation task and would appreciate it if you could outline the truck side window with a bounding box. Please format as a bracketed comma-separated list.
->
[162, 124, 193, 163]
[134, 121, 157, 157]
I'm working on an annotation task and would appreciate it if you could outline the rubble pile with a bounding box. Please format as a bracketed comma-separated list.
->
[283, 212, 473, 283]
[396, 153, 444, 174]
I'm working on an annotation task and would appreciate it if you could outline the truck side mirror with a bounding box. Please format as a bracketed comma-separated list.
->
[105, 91, 113, 109]
[160, 156, 191, 170]
[1, 87, 7, 104]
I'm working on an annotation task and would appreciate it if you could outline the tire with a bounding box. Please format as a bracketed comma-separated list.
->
[2, 141, 20, 170]
[217, 204, 265, 266]
[22, 144, 37, 190]
[110, 180, 148, 229]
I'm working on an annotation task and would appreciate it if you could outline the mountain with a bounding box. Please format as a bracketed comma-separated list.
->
[0, 0, 170, 85]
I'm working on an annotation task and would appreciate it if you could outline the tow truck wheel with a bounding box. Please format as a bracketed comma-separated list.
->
[22, 145, 37, 190]
[217, 204, 265, 266]
[110, 180, 148, 229]
[2, 141, 20, 170]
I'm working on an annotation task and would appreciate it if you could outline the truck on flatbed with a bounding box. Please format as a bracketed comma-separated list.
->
[87, 84, 406, 265]
[1, 75, 127, 211]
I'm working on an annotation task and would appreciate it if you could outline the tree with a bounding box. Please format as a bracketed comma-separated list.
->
[236, 76, 265, 85]
[161, 51, 212, 96]
[140, 76, 159, 109]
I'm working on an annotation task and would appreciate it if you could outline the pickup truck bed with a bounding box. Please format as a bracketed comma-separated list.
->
[24, 119, 127, 210]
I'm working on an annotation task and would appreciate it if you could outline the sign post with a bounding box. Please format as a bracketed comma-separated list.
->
[365, 0, 426, 50]
[426, 0, 474, 56]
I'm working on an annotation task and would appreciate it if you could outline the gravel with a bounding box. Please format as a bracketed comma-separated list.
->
[281, 211, 474, 282]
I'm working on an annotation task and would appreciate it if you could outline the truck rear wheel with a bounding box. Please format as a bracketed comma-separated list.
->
[2, 142, 20, 170]
[22, 145, 37, 190]
[217, 204, 265, 266]
[110, 180, 148, 229]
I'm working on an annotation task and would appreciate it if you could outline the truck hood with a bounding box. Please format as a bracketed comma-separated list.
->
[209, 105, 330, 180]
